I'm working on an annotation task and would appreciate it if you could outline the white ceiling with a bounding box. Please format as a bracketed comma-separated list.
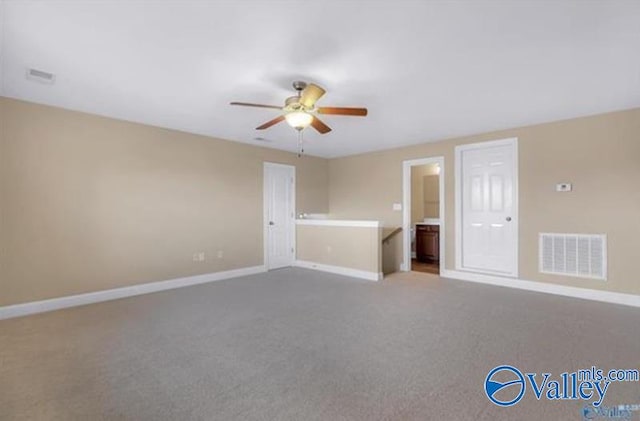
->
[2, 1, 639, 158]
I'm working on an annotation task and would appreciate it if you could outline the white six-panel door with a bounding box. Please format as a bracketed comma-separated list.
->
[456, 138, 518, 276]
[264, 163, 295, 270]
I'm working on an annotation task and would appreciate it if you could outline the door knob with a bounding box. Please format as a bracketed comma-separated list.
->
[269, 221, 275, 225]
[506, 217, 512, 222]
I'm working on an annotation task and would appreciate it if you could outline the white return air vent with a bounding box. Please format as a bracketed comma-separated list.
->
[539, 233, 607, 280]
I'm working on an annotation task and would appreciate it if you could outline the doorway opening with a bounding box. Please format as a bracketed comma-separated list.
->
[402, 157, 445, 275]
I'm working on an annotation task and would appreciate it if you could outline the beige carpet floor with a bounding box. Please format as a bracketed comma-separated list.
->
[1, 268, 639, 420]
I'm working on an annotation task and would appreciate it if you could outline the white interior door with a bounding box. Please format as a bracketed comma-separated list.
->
[457, 139, 518, 276]
[264, 163, 295, 270]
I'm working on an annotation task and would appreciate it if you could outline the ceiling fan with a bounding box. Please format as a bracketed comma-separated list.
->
[230, 81, 367, 134]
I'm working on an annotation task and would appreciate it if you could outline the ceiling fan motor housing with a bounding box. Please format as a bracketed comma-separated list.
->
[285, 96, 306, 111]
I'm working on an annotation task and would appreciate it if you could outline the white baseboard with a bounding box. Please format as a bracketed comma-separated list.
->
[442, 269, 640, 308]
[295, 260, 382, 281]
[0, 265, 267, 320]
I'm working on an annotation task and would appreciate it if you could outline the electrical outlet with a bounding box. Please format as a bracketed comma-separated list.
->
[556, 183, 572, 192]
[392, 203, 402, 211]
[217, 250, 223, 259]
[193, 252, 205, 262]
[199, 252, 205, 261]
[327, 246, 332, 253]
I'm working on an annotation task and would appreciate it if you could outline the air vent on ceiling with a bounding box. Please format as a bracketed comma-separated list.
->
[539, 233, 607, 280]
[26, 68, 56, 84]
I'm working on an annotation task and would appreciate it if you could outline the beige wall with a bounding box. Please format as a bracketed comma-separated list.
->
[0, 98, 329, 306]
[381, 228, 403, 276]
[329, 108, 640, 295]
[296, 225, 381, 274]
[2, 97, 639, 305]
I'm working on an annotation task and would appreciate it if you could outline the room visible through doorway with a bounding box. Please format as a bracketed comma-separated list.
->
[402, 157, 445, 275]
[411, 163, 441, 273]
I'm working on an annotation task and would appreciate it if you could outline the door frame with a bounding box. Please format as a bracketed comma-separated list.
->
[454, 137, 519, 277]
[402, 156, 445, 274]
[263, 162, 296, 270]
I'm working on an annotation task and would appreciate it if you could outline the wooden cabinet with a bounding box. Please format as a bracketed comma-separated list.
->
[416, 224, 439, 263]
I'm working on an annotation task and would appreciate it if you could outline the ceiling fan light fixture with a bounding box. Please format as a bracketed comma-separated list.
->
[285, 111, 313, 130]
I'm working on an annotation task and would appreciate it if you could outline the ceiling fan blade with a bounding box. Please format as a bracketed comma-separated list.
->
[230, 102, 282, 110]
[317, 106, 368, 116]
[256, 115, 285, 130]
[310, 116, 332, 134]
[300, 83, 326, 108]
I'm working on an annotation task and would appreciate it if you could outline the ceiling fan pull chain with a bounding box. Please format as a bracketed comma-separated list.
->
[297, 130, 304, 157]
